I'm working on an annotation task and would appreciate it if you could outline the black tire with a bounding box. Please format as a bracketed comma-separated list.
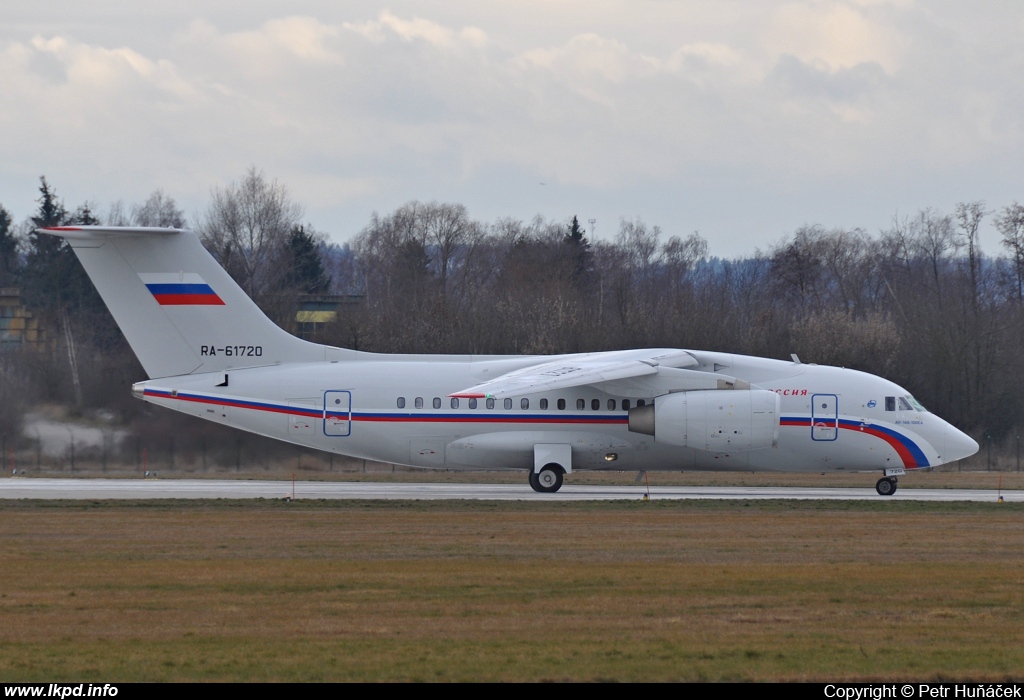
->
[534, 464, 564, 493]
[528, 469, 541, 492]
[875, 477, 897, 496]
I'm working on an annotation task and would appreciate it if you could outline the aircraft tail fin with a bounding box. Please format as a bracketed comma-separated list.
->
[38, 226, 359, 378]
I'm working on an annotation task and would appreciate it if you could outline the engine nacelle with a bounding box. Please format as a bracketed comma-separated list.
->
[628, 389, 780, 451]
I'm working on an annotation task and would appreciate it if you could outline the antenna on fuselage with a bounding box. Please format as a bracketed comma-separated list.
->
[791, 354, 801, 364]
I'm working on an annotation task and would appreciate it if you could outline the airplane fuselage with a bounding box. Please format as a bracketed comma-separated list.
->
[41, 224, 978, 494]
[136, 348, 974, 476]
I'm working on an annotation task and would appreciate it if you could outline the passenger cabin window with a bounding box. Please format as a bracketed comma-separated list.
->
[469, 398, 478, 409]
[622, 399, 630, 410]
[521, 398, 530, 410]
[414, 397, 423, 409]
[486, 398, 495, 409]
[433, 397, 441, 409]
[576, 398, 585, 410]
[397, 397, 406, 409]
[608, 399, 616, 410]
[637, 399, 646, 407]
[540, 398, 548, 410]
[885, 397, 896, 411]
[504, 398, 513, 410]
[592, 399, 600, 410]
[557, 398, 566, 410]
[451, 398, 460, 409]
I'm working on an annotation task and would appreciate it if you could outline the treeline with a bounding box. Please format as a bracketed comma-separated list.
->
[327, 200, 1024, 446]
[0, 171, 330, 450]
[3, 169, 1024, 457]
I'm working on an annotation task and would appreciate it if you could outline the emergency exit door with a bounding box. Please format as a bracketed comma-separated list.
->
[811, 394, 838, 441]
[324, 390, 351, 436]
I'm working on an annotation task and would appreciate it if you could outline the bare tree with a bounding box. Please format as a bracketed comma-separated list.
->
[662, 233, 707, 273]
[105, 201, 130, 227]
[818, 228, 869, 313]
[995, 202, 1024, 301]
[104, 191, 186, 228]
[770, 225, 825, 306]
[422, 202, 477, 297]
[353, 203, 436, 351]
[616, 218, 660, 273]
[198, 167, 303, 303]
[911, 208, 956, 303]
[955, 201, 986, 300]
[132, 190, 186, 228]
[790, 311, 901, 373]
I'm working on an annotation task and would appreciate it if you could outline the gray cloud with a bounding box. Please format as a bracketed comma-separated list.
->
[770, 55, 890, 102]
[0, 1, 1022, 256]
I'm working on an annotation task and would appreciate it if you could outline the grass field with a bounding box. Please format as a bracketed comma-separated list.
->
[1, 499, 1022, 681]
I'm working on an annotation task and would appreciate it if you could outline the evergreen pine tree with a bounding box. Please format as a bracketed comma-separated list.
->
[0, 205, 17, 286]
[564, 215, 591, 284]
[287, 225, 331, 294]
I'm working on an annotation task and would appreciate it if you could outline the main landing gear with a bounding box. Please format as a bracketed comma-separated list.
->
[875, 476, 898, 496]
[529, 464, 565, 493]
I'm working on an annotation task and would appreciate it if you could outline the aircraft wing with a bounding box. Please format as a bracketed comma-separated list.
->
[450, 350, 699, 399]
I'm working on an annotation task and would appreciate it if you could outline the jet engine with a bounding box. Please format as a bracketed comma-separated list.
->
[628, 389, 780, 451]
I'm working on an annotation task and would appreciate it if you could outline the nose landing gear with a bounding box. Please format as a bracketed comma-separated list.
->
[875, 476, 898, 496]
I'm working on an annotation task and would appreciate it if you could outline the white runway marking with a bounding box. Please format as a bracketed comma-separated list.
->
[0, 478, 1019, 502]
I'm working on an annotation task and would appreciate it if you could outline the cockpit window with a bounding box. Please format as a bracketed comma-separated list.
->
[885, 397, 896, 411]
[907, 395, 926, 412]
[898, 397, 913, 411]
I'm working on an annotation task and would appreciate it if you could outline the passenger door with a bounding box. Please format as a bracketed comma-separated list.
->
[811, 393, 838, 441]
[324, 390, 351, 436]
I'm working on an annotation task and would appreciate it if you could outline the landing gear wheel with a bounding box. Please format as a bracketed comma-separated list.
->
[875, 477, 898, 496]
[530, 464, 564, 493]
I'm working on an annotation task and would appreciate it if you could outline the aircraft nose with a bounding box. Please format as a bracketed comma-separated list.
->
[944, 428, 979, 463]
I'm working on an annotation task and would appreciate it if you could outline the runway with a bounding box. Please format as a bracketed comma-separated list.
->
[0, 477, 1019, 501]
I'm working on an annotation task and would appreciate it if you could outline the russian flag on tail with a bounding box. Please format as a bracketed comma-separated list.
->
[139, 273, 225, 306]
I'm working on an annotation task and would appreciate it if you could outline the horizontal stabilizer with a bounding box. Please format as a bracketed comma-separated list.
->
[38, 226, 182, 239]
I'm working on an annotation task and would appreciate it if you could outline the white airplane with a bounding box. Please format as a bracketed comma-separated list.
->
[40, 225, 979, 495]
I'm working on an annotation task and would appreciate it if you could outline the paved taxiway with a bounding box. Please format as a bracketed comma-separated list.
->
[0, 478, 1018, 501]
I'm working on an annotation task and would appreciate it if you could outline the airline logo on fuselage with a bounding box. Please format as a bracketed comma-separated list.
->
[139, 273, 225, 306]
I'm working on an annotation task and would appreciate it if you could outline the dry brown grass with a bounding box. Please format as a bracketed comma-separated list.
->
[1, 500, 1022, 681]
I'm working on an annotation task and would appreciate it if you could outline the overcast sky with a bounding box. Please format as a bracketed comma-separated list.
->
[2, 1, 1022, 257]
